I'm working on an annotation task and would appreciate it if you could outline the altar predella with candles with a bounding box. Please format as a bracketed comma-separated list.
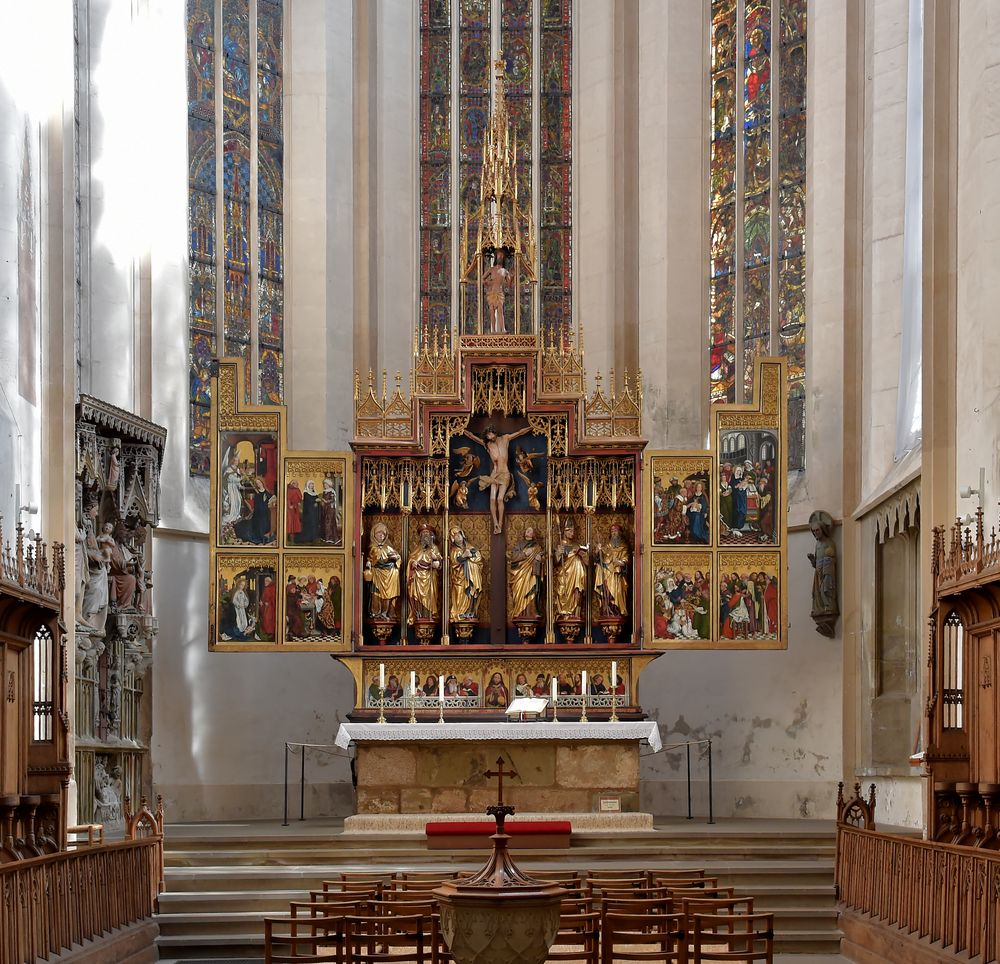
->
[206, 62, 788, 819]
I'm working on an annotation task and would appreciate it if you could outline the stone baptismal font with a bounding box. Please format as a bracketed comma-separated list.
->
[433, 758, 564, 964]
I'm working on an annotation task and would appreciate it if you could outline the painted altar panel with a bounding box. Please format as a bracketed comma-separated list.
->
[209, 359, 353, 651]
[643, 356, 787, 651]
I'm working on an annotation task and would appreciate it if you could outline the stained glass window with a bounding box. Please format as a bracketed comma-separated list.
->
[420, 0, 573, 347]
[187, 0, 285, 475]
[709, 0, 806, 471]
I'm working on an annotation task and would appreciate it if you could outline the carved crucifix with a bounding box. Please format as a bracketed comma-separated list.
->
[484, 755, 519, 834]
[484, 755, 518, 807]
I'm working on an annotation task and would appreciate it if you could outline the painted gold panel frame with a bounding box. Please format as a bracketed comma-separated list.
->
[209, 359, 354, 650]
[643, 357, 787, 650]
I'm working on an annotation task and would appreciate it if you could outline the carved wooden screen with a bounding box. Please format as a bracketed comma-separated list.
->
[208, 359, 353, 651]
[644, 357, 787, 649]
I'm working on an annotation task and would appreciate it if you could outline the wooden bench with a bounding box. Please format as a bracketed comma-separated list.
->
[425, 820, 572, 850]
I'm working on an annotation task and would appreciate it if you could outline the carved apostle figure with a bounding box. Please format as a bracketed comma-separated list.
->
[554, 520, 589, 619]
[449, 525, 484, 621]
[808, 510, 839, 637]
[483, 248, 511, 333]
[364, 522, 401, 619]
[508, 525, 544, 620]
[594, 523, 629, 617]
[407, 524, 443, 622]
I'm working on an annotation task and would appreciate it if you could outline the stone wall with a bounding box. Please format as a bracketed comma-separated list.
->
[354, 741, 640, 816]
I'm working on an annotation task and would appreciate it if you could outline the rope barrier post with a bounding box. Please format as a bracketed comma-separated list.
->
[282, 743, 289, 827]
[707, 738, 715, 825]
[686, 742, 693, 820]
[300, 745, 306, 821]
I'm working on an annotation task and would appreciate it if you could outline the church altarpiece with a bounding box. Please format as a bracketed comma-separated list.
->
[208, 353, 788, 719]
[206, 60, 786, 717]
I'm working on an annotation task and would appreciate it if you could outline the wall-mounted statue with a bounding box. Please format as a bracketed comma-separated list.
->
[808, 509, 839, 638]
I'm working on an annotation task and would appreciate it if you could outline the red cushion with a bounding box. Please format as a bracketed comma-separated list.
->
[425, 821, 571, 836]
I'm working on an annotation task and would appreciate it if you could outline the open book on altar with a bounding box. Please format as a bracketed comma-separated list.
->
[505, 697, 549, 720]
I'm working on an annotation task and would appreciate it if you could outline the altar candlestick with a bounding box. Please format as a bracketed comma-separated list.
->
[612, 661, 617, 689]
[610, 660, 619, 723]
[551, 676, 558, 722]
[409, 670, 417, 724]
[379, 663, 385, 690]
[410, 670, 416, 694]
[438, 673, 445, 724]
[580, 670, 589, 723]
[582, 670, 587, 692]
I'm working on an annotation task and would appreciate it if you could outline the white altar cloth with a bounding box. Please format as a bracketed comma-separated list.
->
[334, 720, 661, 752]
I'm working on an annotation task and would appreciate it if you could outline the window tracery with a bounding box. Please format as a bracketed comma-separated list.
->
[710, 0, 805, 471]
[187, 0, 284, 476]
[420, 0, 573, 349]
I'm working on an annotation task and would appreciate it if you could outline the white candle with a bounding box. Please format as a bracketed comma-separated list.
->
[582, 670, 587, 696]
[551, 676, 558, 704]
[379, 663, 385, 690]
[439, 674, 445, 702]
[410, 670, 416, 696]
[612, 661, 617, 692]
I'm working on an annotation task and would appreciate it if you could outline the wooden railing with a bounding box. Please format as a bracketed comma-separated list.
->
[836, 823, 1000, 962]
[0, 836, 161, 964]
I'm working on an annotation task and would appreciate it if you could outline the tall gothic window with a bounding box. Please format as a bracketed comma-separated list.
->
[419, 0, 573, 349]
[187, 0, 285, 477]
[709, 0, 805, 471]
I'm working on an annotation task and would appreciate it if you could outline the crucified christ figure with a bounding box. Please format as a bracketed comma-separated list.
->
[464, 424, 532, 535]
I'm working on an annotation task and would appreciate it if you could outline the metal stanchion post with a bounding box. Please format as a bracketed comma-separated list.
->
[282, 743, 289, 827]
[686, 743, 692, 820]
[300, 746, 306, 821]
[707, 738, 715, 825]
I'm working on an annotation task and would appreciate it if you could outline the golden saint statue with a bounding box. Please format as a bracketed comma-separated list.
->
[364, 521, 401, 619]
[554, 519, 589, 618]
[508, 524, 544, 620]
[449, 525, 484, 621]
[594, 523, 629, 617]
[407, 524, 443, 621]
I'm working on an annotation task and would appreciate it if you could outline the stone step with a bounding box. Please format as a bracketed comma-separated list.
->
[165, 841, 836, 867]
[164, 860, 833, 900]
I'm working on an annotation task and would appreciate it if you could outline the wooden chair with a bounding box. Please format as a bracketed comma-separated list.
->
[601, 894, 674, 919]
[601, 910, 687, 964]
[529, 869, 583, 884]
[291, 897, 372, 922]
[396, 871, 461, 882]
[560, 894, 597, 916]
[587, 875, 651, 894]
[327, 871, 394, 885]
[691, 912, 773, 964]
[653, 869, 706, 881]
[664, 886, 734, 901]
[678, 895, 754, 927]
[601, 886, 673, 902]
[588, 869, 652, 881]
[654, 876, 718, 890]
[264, 915, 344, 963]
[321, 878, 384, 897]
[344, 913, 436, 964]
[548, 910, 600, 964]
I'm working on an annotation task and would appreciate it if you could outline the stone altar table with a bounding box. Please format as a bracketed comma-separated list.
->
[335, 721, 660, 819]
